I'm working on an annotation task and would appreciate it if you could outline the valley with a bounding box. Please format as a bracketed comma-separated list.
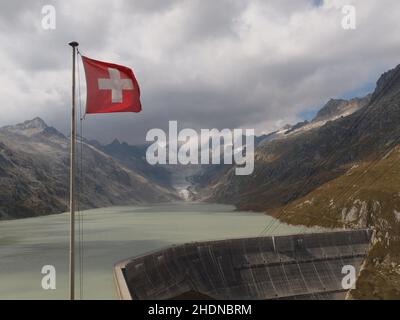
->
[1, 64, 400, 299]
[197, 64, 400, 299]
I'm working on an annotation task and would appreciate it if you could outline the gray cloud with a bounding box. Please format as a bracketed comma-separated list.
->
[1, 0, 400, 144]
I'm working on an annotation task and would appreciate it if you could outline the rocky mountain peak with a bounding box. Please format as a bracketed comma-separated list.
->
[370, 64, 400, 103]
[0, 117, 68, 141]
[1, 117, 49, 137]
[110, 138, 121, 146]
[313, 99, 350, 122]
[22, 117, 48, 129]
[312, 95, 371, 123]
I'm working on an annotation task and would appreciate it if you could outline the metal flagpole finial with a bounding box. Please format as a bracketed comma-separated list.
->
[69, 41, 79, 47]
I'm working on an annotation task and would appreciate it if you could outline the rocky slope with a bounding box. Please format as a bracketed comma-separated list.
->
[99, 139, 173, 187]
[313, 95, 371, 123]
[202, 64, 400, 299]
[0, 118, 178, 219]
[277, 146, 400, 299]
[202, 91, 373, 210]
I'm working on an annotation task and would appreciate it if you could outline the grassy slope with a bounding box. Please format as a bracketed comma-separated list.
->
[271, 147, 400, 299]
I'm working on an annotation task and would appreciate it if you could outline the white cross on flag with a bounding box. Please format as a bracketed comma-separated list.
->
[82, 56, 142, 114]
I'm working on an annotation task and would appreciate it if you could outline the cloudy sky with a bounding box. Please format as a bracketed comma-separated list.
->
[1, 0, 400, 144]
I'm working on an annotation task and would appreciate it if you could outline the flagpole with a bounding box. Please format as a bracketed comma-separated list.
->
[68, 41, 79, 300]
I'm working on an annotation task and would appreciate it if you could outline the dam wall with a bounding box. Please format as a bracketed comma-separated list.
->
[115, 229, 372, 300]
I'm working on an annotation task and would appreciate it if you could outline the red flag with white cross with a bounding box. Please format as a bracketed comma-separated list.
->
[81, 56, 142, 114]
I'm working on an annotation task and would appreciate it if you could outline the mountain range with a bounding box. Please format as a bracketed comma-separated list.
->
[197, 64, 400, 299]
[0, 118, 178, 219]
[1, 64, 400, 298]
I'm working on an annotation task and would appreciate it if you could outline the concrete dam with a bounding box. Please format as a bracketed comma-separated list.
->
[114, 229, 372, 300]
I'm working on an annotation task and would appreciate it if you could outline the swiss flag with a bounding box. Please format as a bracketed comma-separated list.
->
[81, 56, 142, 114]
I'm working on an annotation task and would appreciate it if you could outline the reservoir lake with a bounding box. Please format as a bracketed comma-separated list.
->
[0, 202, 324, 299]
